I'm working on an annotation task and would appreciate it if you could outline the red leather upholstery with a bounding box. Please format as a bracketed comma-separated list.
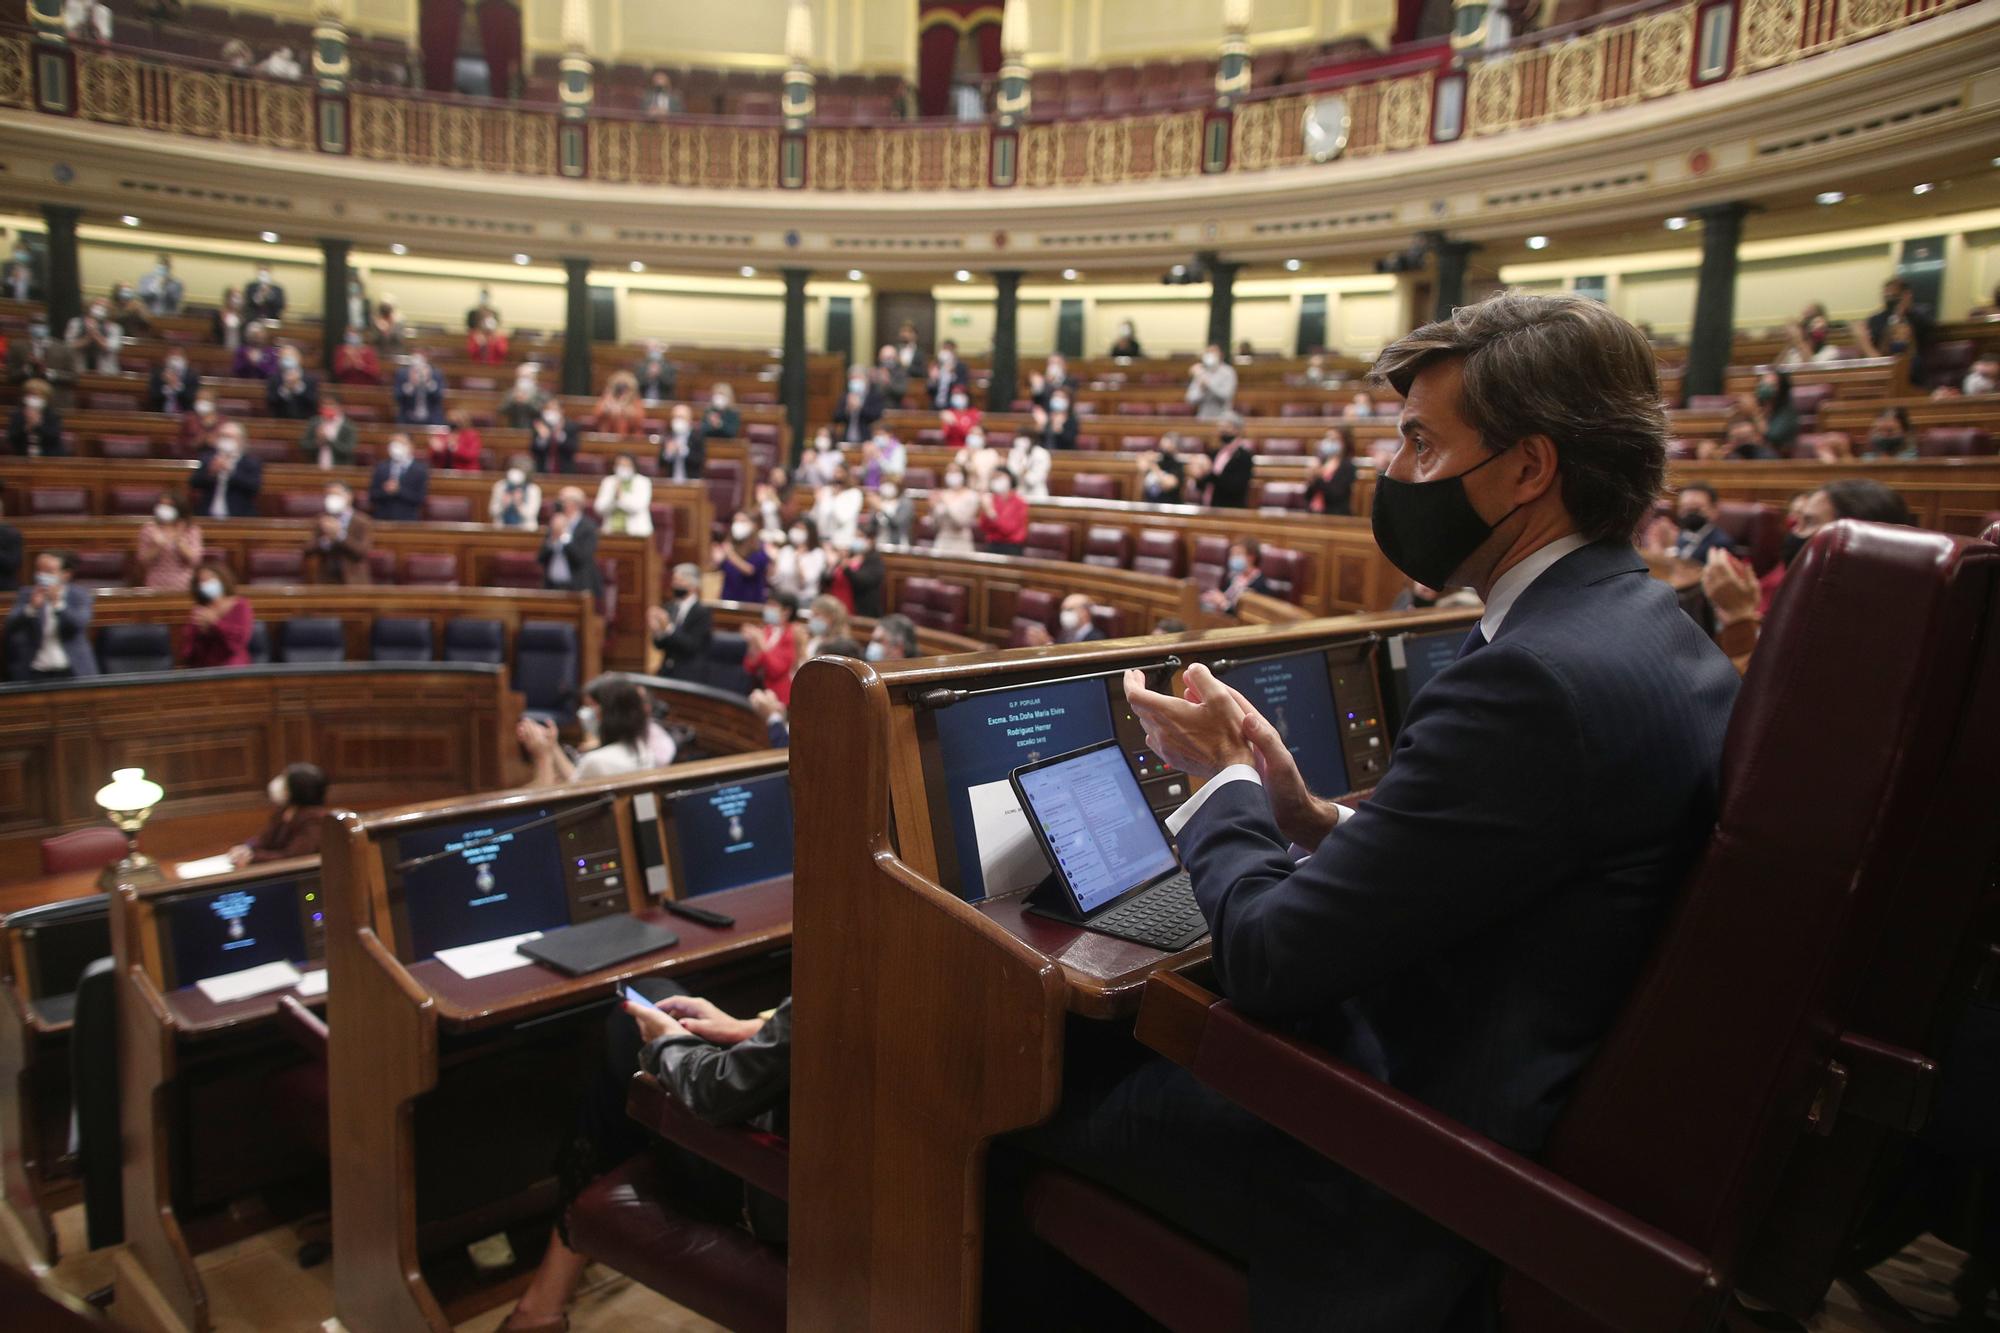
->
[247, 548, 306, 584]
[39, 827, 127, 875]
[99, 435, 154, 459]
[1089, 604, 1122, 638]
[1713, 500, 1783, 575]
[279, 491, 326, 518]
[1013, 589, 1058, 627]
[1256, 481, 1307, 511]
[247, 438, 289, 464]
[1257, 437, 1304, 457]
[897, 576, 937, 621]
[366, 549, 396, 583]
[1070, 474, 1118, 501]
[1132, 529, 1185, 579]
[1025, 1169, 1248, 1333]
[901, 466, 937, 492]
[1256, 547, 1308, 603]
[1916, 426, 1994, 457]
[1023, 522, 1075, 563]
[1685, 393, 1735, 410]
[422, 495, 473, 523]
[484, 551, 544, 589]
[1787, 383, 1834, 426]
[109, 487, 160, 516]
[1922, 339, 1975, 388]
[27, 487, 86, 516]
[1083, 527, 1133, 569]
[1190, 535, 1230, 591]
[400, 553, 460, 587]
[72, 551, 128, 585]
[268, 995, 330, 1159]
[927, 581, 968, 636]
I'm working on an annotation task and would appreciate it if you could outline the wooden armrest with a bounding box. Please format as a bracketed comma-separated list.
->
[1832, 1032, 1933, 1135]
[274, 994, 328, 1062]
[624, 1073, 789, 1202]
[1134, 971, 1725, 1333]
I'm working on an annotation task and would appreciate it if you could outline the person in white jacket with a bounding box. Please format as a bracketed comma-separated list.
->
[593, 454, 654, 538]
[1007, 433, 1052, 500]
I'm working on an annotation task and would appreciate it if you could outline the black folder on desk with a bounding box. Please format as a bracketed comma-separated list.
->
[516, 915, 680, 977]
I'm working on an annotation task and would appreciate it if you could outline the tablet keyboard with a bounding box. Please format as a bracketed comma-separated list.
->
[1085, 872, 1209, 952]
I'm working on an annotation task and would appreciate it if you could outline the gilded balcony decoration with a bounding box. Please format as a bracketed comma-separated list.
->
[0, 35, 29, 108]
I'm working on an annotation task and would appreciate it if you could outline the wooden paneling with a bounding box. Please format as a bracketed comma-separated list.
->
[1665, 459, 2000, 537]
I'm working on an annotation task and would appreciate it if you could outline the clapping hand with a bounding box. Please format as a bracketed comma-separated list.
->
[1701, 548, 1760, 626]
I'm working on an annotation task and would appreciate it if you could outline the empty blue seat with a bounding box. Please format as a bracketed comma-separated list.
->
[281, 618, 346, 664]
[247, 620, 271, 665]
[96, 624, 174, 675]
[442, 618, 505, 665]
[704, 631, 754, 696]
[513, 620, 578, 723]
[370, 617, 434, 663]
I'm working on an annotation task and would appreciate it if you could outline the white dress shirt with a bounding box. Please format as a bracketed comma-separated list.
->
[32, 594, 70, 672]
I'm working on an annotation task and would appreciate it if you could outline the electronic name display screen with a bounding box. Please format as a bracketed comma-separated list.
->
[163, 879, 308, 988]
[930, 677, 1117, 901]
[1401, 628, 1470, 711]
[670, 772, 794, 897]
[1218, 650, 1350, 800]
[395, 807, 573, 959]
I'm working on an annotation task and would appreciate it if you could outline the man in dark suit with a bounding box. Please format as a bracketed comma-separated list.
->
[647, 563, 713, 681]
[188, 427, 264, 518]
[1011, 293, 1739, 1330]
[1200, 416, 1255, 508]
[1666, 481, 1737, 563]
[145, 352, 201, 414]
[531, 401, 579, 474]
[265, 355, 320, 421]
[303, 482, 374, 584]
[1056, 592, 1105, 643]
[833, 375, 884, 444]
[634, 341, 677, 402]
[928, 340, 970, 408]
[369, 434, 430, 522]
[394, 353, 446, 426]
[6, 551, 98, 680]
[656, 404, 707, 482]
[245, 266, 286, 322]
[700, 384, 741, 441]
[539, 487, 602, 600]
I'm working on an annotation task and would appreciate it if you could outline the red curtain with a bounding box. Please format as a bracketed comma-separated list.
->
[418, 0, 465, 92]
[475, 0, 521, 98]
[917, 23, 959, 118]
[971, 21, 1001, 76]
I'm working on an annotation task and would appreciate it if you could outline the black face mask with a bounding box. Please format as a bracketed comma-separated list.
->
[1370, 443, 1521, 590]
[1780, 531, 1808, 567]
[1678, 510, 1710, 533]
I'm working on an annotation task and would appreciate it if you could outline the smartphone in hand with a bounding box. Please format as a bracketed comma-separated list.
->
[621, 985, 655, 1009]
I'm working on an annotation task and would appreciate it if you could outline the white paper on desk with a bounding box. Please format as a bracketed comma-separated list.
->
[174, 854, 238, 880]
[195, 960, 302, 1004]
[434, 931, 544, 980]
[967, 779, 1051, 897]
[294, 969, 328, 998]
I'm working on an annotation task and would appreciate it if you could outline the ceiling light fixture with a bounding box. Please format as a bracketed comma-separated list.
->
[513, 253, 530, 264]
[629, 260, 645, 272]
[1663, 216, 1688, 231]
[120, 215, 140, 227]
[1061, 268, 1079, 280]
[954, 269, 971, 282]
[1912, 182, 1935, 195]
[260, 231, 280, 243]
[740, 265, 757, 277]
[1815, 190, 1845, 206]
[1525, 235, 1549, 250]
[1284, 258, 1302, 271]
[389, 243, 408, 255]
[847, 269, 864, 281]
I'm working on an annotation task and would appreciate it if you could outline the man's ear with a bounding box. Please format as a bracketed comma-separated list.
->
[1513, 434, 1562, 504]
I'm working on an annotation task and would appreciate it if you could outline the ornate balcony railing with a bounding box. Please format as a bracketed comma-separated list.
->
[0, 0, 1973, 192]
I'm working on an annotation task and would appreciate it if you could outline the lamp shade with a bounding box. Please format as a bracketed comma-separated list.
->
[96, 768, 164, 816]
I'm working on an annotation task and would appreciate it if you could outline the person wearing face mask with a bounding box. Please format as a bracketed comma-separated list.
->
[1857, 276, 1934, 382]
[811, 466, 866, 549]
[1007, 431, 1052, 500]
[179, 393, 225, 452]
[1110, 321, 1143, 359]
[871, 478, 915, 546]
[136, 494, 204, 591]
[714, 512, 771, 603]
[466, 286, 501, 332]
[1645, 482, 1737, 564]
[648, 564, 713, 681]
[940, 386, 983, 448]
[1037, 396, 1079, 453]
[189, 424, 264, 518]
[6, 551, 97, 681]
[139, 253, 184, 315]
[521, 677, 677, 787]
[304, 482, 374, 583]
[928, 340, 970, 408]
[1862, 405, 1916, 460]
[371, 298, 409, 354]
[109, 282, 153, 336]
[245, 265, 286, 322]
[233, 320, 277, 379]
[489, 457, 543, 528]
[877, 344, 911, 408]
[541, 487, 604, 599]
[975, 469, 1028, 555]
[1740, 368, 1798, 454]
[1138, 438, 1184, 503]
[633, 340, 677, 402]
[7, 322, 77, 408]
[63, 299, 123, 374]
[751, 467, 793, 539]
[530, 397, 578, 473]
[437, 409, 484, 470]
[592, 371, 646, 438]
[930, 465, 980, 554]
[343, 273, 369, 333]
[211, 287, 246, 350]
[265, 345, 321, 420]
[291, 394, 351, 469]
[833, 368, 884, 445]
[466, 312, 510, 365]
[1196, 415, 1254, 509]
[2, 256, 33, 303]
[1305, 428, 1357, 516]
[827, 526, 885, 618]
[702, 383, 741, 441]
[334, 327, 382, 384]
[868, 612, 918, 664]
[1029, 354, 1071, 411]
[1199, 539, 1275, 614]
[1185, 342, 1238, 419]
[500, 363, 551, 428]
[1962, 355, 1999, 397]
[770, 517, 828, 601]
[183, 559, 253, 668]
[656, 404, 706, 481]
[395, 352, 447, 427]
[1778, 310, 1842, 366]
[1055, 592, 1104, 644]
[370, 433, 430, 522]
[802, 595, 850, 658]
[954, 430, 1001, 489]
[743, 590, 806, 705]
[225, 764, 328, 868]
[146, 350, 201, 413]
[1051, 295, 1737, 1331]
[594, 452, 653, 538]
[5, 380, 66, 457]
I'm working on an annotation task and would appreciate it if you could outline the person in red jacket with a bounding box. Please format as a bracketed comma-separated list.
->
[182, 560, 254, 667]
[976, 469, 1028, 555]
[434, 410, 484, 470]
[743, 590, 805, 706]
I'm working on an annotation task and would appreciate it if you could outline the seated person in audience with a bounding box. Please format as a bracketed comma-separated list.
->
[6, 551, 96, 681]
[1138, 438, 1185, 503]
[211, 287, 246, 349]
[1343, 388, 1377, 419]
[869, 427, 908, 486]
[1110, 320, 1143, 359]
[751, 635, 864, 746]
[1197, 417, 1254, 509]
[803, 595, 850, 657]
[1007, 294, 1740, 1331]
[1861, 407, 1914, 460]
[702, 382, 741, 440]
[929, 465, 979, 554]
[334, 335, 378, 396]
[489, 457, 542, 528]
[1186, 343, 1238, 419]
[868, 611, 917, 662]
[656, 402, 706, 481]
[371, 299, 409, 353]
[465, 312, 509, 364]
[1778, 308, 1843, 366]
[519, 676, 676, 786]
[138, 253, 184, 314]
[189, 423, 263, 518]
[531, 398, 578, 473]
[266, 346, 320, 420]
[0, 497, 18, 592]
[1057, 592, 1104, 643]
[304, 482, 373, 583]
[5, 379, 64, 456]
[145, 349, 200, 413]
[220, 37, 253, 70]
[1706, 414, 1778, 461]
[827, 525, 885, 618]
[929, 339, 970, 408]
[1235, 339, 1256, 360]
[633, 340, 676, 401]
[976, 469, 1028, 555]
[1742, 369, 1798, 454]
[501, 983, 793, 1333]
[183, 560, 252, 668]
[1390, 578, 1483, 612]
[647, 564, 712, 679]
[245, 265, 286, 322]
[256, 45, 303, 80]
[592, 371, 646, 438]
[1008, 431, 1052, 500]
[1029, 354, 1073, 411]
[812, 464, 867, 548]
[298, 397, 354, 468]
[871, 477, 914, 546]
[233, 320, 278, 379]
[394, 351, 446, 426]
[954, 428, 1002, 488]
[137, 494, 202, 591]
[64, 299, 123, 374]
[1306, 428, 1357, 515]
[109, 282, 152, 336]
[771, 518, 827, 601]
[1963, 356, 1998, 396]
[369, 434, 429, 522]
[1199, 539, 1274, 613]
[714, 512, 771, 602]
[539, 488, 602, 599]
[1641, 481, 1734, 563]
[1856, 276, 1935, 382]
[593, 453, 653, 537]
[940, 385, 982, 448]
[642, 68, 684, 115]
[834, 369, 884, 444]
[744, 590, 806, 704]
[876, 344, 910, 409]
[6, 322, 77, 407]
[500, 362, 550, 428]
[436, 409, 484, 470]
[1299, 352, 1331, 387]
[226, 764, 327, 867]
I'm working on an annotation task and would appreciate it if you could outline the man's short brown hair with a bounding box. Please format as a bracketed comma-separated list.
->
[1372, 292, 1668, 543]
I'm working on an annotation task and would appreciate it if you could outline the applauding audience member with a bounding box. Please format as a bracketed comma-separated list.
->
[138, 253, 184, 314]
[332, 330, 382, 385]
[500, 363, 549, 428]
[302, 397, 356, 469]
[744, 591, 806, 705]
[594, 453, 653, 537]
[1138, 438, 1184, 503]
[702, 382, 741, 440]
[1110, 321, 1143, 358]
[1056, 593, 1104, 643]
[976, 470, 1028, 555]
[371, 299, 409, 354]
[233, 320, 277, 378]
[369, 434, 429, 522]
[1197, 418, 1254, 508]
[593, 371, 647, 438]
[395, 352, 446, 426]
[540, 488, 603, 600]
[826, 526, 885, 618]
[189, 424, 263, 518]
[266, 345, 320, 420]
[137, 495, 203, 591]
[930, 465, 979, 554]
[520, 676, 677, 786]
[1862, 407, 1916, 460]
[811, 465, 866, 548]
[1186, 343, 1238, 419]
[466, 311, 509, 364]
[6, 380, 65, 457]
[244, 265, 286, 322]
[1199, 539, 1274, 614]
[928, 340, 970, 408]
[183, 561, 253, 668]
[146, 350, 201, 413]
[940, 386, 982, 448]
[1778, 308, 1843, 366]
[656, 403, 706, 481]
[1305, 429, 1356, 515]
[868, 612, 918, 663]
[770, 519, 827, 601]
[212, 288, 246, 349]
[633, 340, 676, 401]
[64, 299, 123, 374]
[871, 478, 915, 546]
[1662, 482, 1737, 563]
[531, 398, 578, 474]
[226, 764, 328, 867]
[834, 368, 883, 444]
[648, 565, 712, 680]
[715, 512, 771, 603]
[1856, 276, 1934, 382]
[1962, 356, 1998, 397]
[6, 322, 77, 408]
[304, 482, 373, 583]
[436, 410, 484, 470]
[1008, 432, 1052, 500]
[6, 551, 97, 681]
[489, 458, 543, 529]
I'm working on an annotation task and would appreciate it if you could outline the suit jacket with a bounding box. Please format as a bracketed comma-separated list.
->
[245, 280, 286, 321]
[0, 524, 19, 592]
[539, 515, 602, 596]
[394, 367, 446, 425]
[5, 341, 77, 409]
[634, 361, 677, 400]
[304, 510, 374, 584]
[1204, 443, 1254, 508]
[145, 365, 201, 413]
[300, 417, 356, 467]
[653, 597, 714, 678]
[530, 420, 579, 473]
[6, 584, 98, 679]
[1174, 539, 1738, 1327]
[929, 361, 970, 408]
[1672, 523, 1737, 564]
[187, 450, 264, 518]
[834, 390, 884, 443]
[6, 406, 66, 456]
[702, 405, 741, 440]
[370, 459, 429, 522]
[265, 373, 321, 420]
[655, 428, 707, 482]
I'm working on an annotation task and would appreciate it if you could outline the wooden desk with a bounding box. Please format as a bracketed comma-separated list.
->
[320, 752, 795, 1333]
[786, 609, 1481, 1327]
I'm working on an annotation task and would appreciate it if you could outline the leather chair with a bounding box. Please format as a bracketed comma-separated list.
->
[279, 491, 327, 518]
[1071, 475, 1119, 501]
[69, 958, 122, 1251]
[705, 632, 754, 696]
[1010, 588, 1060, 645]
[27, 487, 87, 516]
[1922, 339, 1975, 390]
[646, 505, 678, 556]
[109, 487, 162, 516]
[902, 466, 937, 492]
[1190, 535, 1230, 591]
[442, 618, 505, 665]
[1255, 547, 1308, 603]
[1023, 522, 1075, 563]
[1256, 481, 1307, 511]
[1258, 437, 1305, 457]
[596, 559, 620, 624]
[367, 549, 397, 583]
[1713, 501, 1784, 576]
[247, 548, 306, 584]
[281, 618, 347, 664]
[1089, 605, 1122, 638]
[95, 624, 174, 674]
[70, 551, 128, 588]
[99, 435, 154, 459]
[422, 494, 472, 523]
[38, 828, 128, 876]
[928, 582, 970, 637]
[912, 514, 938, 547]
[514, 620, 580, 723]
[247, 620, 271, 664]
[898, 577, 939, 623]
[1083, 527, 1133, 569]
[1132, 530, 1186, 579]
[1027, 520, 2000, 1332]
[370, 618, 434, 662]
[1917, 427, 1995, 458]
[400, 552, 460, 587]
[1685, 393, 1736, 410]
[1787, 382, 1835, 427]
[485, 551, 545, 589]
